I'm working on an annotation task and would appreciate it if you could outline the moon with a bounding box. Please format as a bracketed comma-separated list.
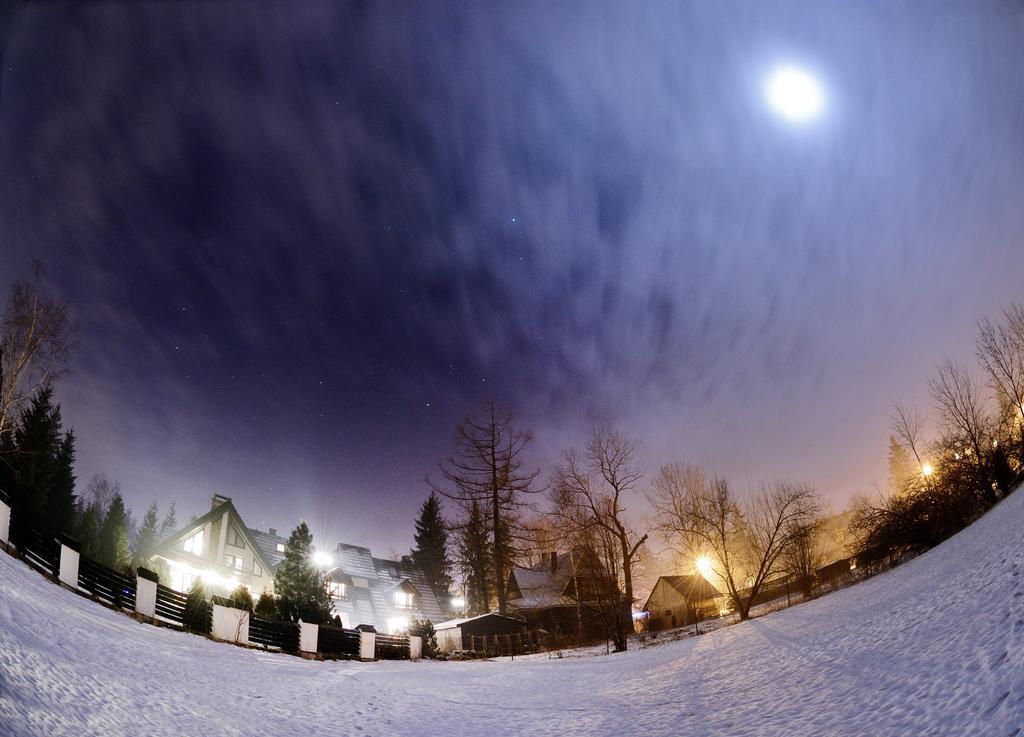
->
[765, 65, 825, 123]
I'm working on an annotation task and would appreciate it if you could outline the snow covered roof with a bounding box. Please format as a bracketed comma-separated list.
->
[506, 547, 613, 611]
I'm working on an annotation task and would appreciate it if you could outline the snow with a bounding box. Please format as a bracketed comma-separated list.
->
[2, 489, 1023, 736]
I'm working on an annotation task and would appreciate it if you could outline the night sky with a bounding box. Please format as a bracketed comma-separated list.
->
[1, 2, 1023, 555]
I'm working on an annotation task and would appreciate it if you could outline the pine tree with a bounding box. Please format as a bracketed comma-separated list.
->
[411, 492, 452, 601]
[273, 522, 331, 623]
[8, 387, 61, 536]
[183, 578, 210, 633]
[77, 502, 101, 559]
[99, 494, 132, 571]
[134, 501, 160, 567]
[160, 501, 178, 537]
[47, 429, 77, 537]
[254, 590, 277, 619]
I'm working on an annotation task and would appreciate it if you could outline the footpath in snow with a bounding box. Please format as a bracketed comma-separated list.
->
[2, 489, 1023, 737]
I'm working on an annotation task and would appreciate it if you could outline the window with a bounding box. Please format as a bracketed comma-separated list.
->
[183, 529, 204, 555]
[326, 581, 347, 599]
[393, 591, 414, 609]
[253, 561, 263, 578]
[275, 543, 286, 553]
[351, 577, 369, 588]
[225, 554, 243, 571]
[227, 526, 245, 548]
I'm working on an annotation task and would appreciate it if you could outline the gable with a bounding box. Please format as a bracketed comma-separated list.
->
[151, 500, 275, 576]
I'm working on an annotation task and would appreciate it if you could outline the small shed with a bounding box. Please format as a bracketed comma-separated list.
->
[434, 613, 527, 653]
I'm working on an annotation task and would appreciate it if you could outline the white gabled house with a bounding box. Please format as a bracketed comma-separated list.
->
[150, 495, 283, 596]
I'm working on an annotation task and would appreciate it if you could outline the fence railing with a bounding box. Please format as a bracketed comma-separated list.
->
[317, 623, 360, 658]
[78, 557, 137, 612]
[249, 615, 300, 652]
[375, 633, 410, 660]
[155, 583, 188, 625]
[10, 523, 60, 576]
[0, 496, 418, 664]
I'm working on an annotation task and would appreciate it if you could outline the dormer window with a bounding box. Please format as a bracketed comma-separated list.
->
[327, 581, 348, 599]
[393, 591, 414, 609]
[183, 529, 204, 554]
[275, 543, 286, 553]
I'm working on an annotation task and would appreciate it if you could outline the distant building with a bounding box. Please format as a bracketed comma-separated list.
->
[434, 613, 527, 653]
[506, 547, 624, 638]
[322, 543, 446, 633]
[641, 575, 722, 630]
[150, 495, 281, 596]
[151, 496, 447, 635]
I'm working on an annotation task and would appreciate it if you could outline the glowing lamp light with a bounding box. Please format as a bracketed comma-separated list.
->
[695, 555, 714, 578]
[312, 551, 333, 567]
[921, 463, 935, 477]
[765, 65, 825, 123]
[450, 596, 466, 609]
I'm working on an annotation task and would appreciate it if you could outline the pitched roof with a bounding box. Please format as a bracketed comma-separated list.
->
[641, 575, 722, 611]
[247, 527, 289, 570]
[507, 547, 609, 610]
[150, 498, 276, 576]
[323, 542, 446, 627]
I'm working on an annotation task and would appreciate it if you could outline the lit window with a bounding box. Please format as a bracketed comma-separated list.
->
[327, 581, 347, 599]
[387, 616, 409, 634]
[227, 526, 245, 548]
[224, 554, 243, 571]
[393, 591, 414, 609]
[253, 561, 263, 577]
[183, 530, 204, 555]
[275, 543, 286, 553]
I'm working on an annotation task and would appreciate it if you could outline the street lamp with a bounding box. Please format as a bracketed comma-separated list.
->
[312, 551, 332, 568]
[695, 555, 714, 579]
[921, 463, 934, 478]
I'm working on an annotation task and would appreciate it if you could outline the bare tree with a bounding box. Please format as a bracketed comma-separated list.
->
[890, 402, 926, 470]
[0, 263, 74, 447]
[432, 402, 540, 615]
[649, 464, 820, 621]
[550, 428, 648, 611]
[778, 517, 825, 598]
[977, 305, 1024, 463]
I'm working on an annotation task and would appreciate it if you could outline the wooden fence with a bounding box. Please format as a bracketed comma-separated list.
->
[78, 556, 137, 612]
[0, 498, 416, 664]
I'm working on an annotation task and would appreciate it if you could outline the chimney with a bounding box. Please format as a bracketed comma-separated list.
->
[268, 528, 277, 537]
[211, 494, 231, 511]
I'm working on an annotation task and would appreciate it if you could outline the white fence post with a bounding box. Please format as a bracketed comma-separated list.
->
[136, 570, 158, 619]
[359, 630, 376, 661]
[408, 635, 422, 660]
[299, 620, 319, 655]
[212, 603, 250, 645]
[0, 495, 10, 546]
[57, 537, 80, 589]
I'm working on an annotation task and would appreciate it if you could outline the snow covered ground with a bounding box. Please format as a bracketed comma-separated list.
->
[2, 490, 1023, 737]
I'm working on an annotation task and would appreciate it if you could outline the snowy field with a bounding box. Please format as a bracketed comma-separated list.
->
[2, 492, 1023, 737]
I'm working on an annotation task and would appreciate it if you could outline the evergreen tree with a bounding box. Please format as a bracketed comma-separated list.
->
[47, 429, 77, 537]
[99, 494, 132, 571]
[8, 387, 61, 536]
[77, 502, 101, 559]
[456, 500, 493, 615]
[254, 590, 277, 619]
[411, 492, 452, 601]
[183, 578, 210, 633]
[273, 522, 331, 623]
[134, 501, 160, 567]
[160, 501, 178, 537]
[228, 584, 254, 612]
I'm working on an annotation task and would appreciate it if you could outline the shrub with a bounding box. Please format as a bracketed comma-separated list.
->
[254, 590, 277, 619]
[183, 579, 210, 634]
[229, 584, 254, 612]
[408, 618, 438, 658]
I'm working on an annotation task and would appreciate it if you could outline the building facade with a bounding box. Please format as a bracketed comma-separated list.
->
[641, 575, 722, 630]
